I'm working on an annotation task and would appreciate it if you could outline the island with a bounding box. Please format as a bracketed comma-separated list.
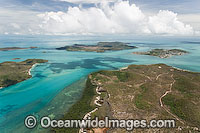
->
[0, 59, 48, 88]
[0, 47, 38, 51]
[12, 58, 21, 60]
[133, 49, 188, 58]
[54, 64, 200, 133]
[56, 42, 137, 52]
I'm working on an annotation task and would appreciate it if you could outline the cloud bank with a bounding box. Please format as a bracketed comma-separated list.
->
[38, 1, 194, 35]
[148, 10, 194, 35]
[0, 8, 42, 35]
[0, 0, 197, 36]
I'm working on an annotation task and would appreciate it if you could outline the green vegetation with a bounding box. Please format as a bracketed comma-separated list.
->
[55, 64, 200, 132]
[163, 71, 200, 126]
[135, 84, 152, 109]
[163, 94, 200, 126]
[133, 49, 188, 58]
[53, 77, 96, 133]
[82, 64, 200, 132]
[135, 94, 151, 110]
[56, 42, 137, 52]
[0, 59, 48, 88]
[163, 94, 188, 120]
[113, 71, 130, 82]
[98, 70, 130, 82]
[174, 76, 197, 93]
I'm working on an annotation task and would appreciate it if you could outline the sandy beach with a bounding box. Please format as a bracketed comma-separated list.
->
[28, 63, 39, 76]
[171, 66, 191, 72]
[120, 66, 128, 70]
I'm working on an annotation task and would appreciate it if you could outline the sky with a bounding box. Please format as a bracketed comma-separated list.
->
[0, 0, 199, 35]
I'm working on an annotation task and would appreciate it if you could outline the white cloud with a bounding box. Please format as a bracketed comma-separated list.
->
[10, 23, 21, 29]
[148, 10, 194, 35]
[178, 13, 200, 31]
[0, 8, 42, 35]
[38, 1, 195, 35]
[0, 1, 197, 36]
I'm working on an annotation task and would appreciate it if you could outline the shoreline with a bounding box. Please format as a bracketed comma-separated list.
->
[28, 63, 39, 76]
[53, 77, 96, 133]
[79, 79, 105, 133]
[56, 63, 199, 132]
[171, 66, 191, 72]
[0, 63, 40, 90]
[10, 77, 87, 133]
[0, 59, 47, 90]
[141, 63, 192, 72]
[120, 66, 128, 70]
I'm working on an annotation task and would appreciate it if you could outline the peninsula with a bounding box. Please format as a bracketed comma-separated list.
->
[55, 64, 200, 133]
[133, 49, 188, 58]
[56, 42, 137, 52]
[0, 59, 48, 88]
[0, 47, 38, 51]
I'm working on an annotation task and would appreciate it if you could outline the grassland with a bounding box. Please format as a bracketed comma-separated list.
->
[58, 64, 200, 133]
[0, 59, 48, 88]
[91, 64, 200, 132]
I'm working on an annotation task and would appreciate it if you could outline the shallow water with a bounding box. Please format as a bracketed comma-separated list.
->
[0, 35, 200, 132]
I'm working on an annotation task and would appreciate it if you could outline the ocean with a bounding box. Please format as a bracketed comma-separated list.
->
[0, 35, 200, 132]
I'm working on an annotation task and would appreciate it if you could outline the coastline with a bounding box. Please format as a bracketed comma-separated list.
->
[11, 77, 87, 133]
[0, 59, 47, 89]
[77, 64, 200, 132]
[55, 65, 134, 132]
[79, 78, 106, 133]
[55, 63, 199, 133]
[171, 66, 191, 72]
[53, 77, 96, 133]
[28, 63, 39, 76]
[0, 63, 40, 90]
[120, 66, 128, 70]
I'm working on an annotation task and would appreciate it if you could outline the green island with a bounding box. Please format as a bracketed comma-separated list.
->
[0, 47, 37, 51]
[56, 42, 137, 52]
[0, 59, 48, 88]
[12, 58, 21, 60]
[54, 64, 200, 133]
[133, 49, 188, 58]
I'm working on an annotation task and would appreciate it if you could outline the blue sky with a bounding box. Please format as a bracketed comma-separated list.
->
[0, 0, 199, 35]
[133, 0, 200, 14]
[1, 0, 199, 13]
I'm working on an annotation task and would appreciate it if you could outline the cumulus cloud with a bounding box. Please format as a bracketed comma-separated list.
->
[148, 10, 194, 35]
[38, 0, 194, 35]
[0, 0, 196, 35]
[0, 8, 42, 35]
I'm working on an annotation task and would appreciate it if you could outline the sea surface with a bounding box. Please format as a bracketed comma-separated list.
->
[0, 35, 200, 132]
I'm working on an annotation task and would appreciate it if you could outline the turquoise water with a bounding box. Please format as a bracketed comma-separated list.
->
[0, 35, 200, 132]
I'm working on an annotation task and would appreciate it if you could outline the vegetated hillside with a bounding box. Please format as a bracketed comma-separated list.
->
[56, 42, 137, 52]
[88, 64, 200, 132]
[0, 59, 48, 88]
